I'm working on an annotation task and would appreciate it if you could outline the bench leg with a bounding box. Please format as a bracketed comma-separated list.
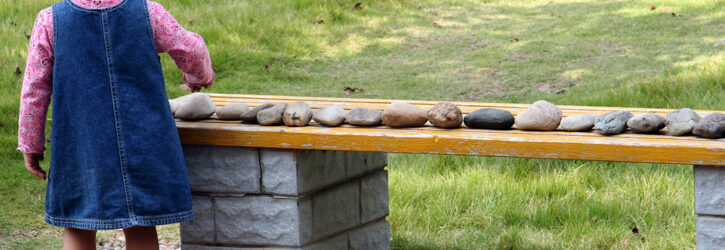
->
[694, 165, 725, 249]
[179, 145, 390, 250]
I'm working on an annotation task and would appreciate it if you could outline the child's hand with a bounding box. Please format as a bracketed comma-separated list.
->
[23, 152, 46, 180]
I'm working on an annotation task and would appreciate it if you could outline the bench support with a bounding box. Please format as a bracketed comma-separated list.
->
[695, 165, 725, 249]
[179, 145, 390, 250]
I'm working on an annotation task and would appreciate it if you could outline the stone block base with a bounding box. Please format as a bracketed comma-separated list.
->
[180, 146, 390, 249]
[694, 165, 725, 250]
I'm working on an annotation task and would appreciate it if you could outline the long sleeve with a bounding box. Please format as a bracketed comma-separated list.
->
[18, 1, 214, 154]
[148, 1, 215, 89]
[17, 8, 54, 154]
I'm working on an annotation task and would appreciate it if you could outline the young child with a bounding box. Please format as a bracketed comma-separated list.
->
[17, 0, 214, 248]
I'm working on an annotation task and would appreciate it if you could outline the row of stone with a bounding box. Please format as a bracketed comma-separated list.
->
[468, 100, 724, 138]
[169, 93, 724, 138]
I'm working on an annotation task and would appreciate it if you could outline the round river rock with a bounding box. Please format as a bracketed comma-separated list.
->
[693, 113, 725, 139]
[382, 102, 428, 127]
[559, 114, 597, 132]
[346, 107, 383, 126]
[257, 103, 287, 126]
[283, 102, 313, 127]
[173, 93, 216, 121]
[514, 100, 562, 131]
[593, 110, 633, 135]
[627, 113, 665, 134]
[241, 102, 275, 123]
[215, 102, 249, 120]
[463, 108, 514, 130]
[665, 108, 701, 136]
[313, 105, 347, 126]
[427, 102, 462, 128]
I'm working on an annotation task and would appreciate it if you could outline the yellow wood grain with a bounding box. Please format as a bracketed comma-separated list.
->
[177, 94, 725, 165]
[204, 93, 718, 117]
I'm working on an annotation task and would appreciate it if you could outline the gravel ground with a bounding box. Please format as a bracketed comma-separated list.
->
[97, 233, 181, 250]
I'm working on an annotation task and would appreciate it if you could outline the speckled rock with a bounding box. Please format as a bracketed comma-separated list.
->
[346, 108, 383, 126]
[173, 93, 216, 121]
[463, 108, 514, 130]
[593, 110, 633, 135]
[514, 100, 562, 131]
[169, 100, 180, 115]
[693, 113, 725, 139]
[427, 102, 462, 128]
[382, 102, 428, 127]
[313, 105, 347, 126]
[241, 102, 275, 123]
[627, 113, 665, 134]
[215, 102, 249, 120]
[257, 103, 287, 126]
[282, 102, 313, 127]
[559, 114, 597, 132]
[665, 108, 701, 136]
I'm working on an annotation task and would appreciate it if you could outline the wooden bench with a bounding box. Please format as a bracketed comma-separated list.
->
[176, 93, 725, 249]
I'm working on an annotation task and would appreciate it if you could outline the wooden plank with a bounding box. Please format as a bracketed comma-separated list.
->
[203, 93, 717, 117]
[176, 121, 725, 166]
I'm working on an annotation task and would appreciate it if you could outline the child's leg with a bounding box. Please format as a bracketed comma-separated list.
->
[63, 227, 97, 250]
[123, 225, 159, 250]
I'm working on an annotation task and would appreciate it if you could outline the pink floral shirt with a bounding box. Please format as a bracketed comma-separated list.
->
[18, 0, 214, 154]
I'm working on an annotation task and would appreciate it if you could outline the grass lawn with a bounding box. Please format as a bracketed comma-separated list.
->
[1, 0, 724, 248]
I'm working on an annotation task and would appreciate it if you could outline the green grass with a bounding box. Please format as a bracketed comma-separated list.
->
[1, 0, 724, 248]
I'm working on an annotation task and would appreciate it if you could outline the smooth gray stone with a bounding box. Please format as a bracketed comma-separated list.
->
[514, 100, 562, 131]
[665, 108, 701, 136]
[693, 113, 725, 139]
[593, 110, 633, 135]
[174, 93, 216, 120]
[313, 105, 347, 126]
[283, 102, 313, 127]
[381, 102, 428, 127]
[559, 114, 597, 131]
[169, 100, 179, 115]
[427, 102, 462, 128]
[346, 108, 383, 126]
[257, 103, 287, 126]
[463, 108, 514, 130]
[241, 102, 275, 123]
[215, 102, 249, 120]
[627, 113, 665, 134]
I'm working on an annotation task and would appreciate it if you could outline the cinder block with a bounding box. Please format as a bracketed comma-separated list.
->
[697, 216, 725, 250]
[303, 233, 349, 250]
[261, 149, 357, 196]
[345, 152, 387, 178]
[180, 196, 215, 244]
[260, 149, 298, 195]
[360, 170, 389, 223]
[312, 181, 361, 241]
[694, 165, 725, 216]
[183, 145, 261, 194]
[349, 221, 391, 250]
[215, 196, 301, 246]
[297, 150, 346, 193]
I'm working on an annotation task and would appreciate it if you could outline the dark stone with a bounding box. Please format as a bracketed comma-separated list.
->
[241, 102, 275, 123]
[693, 113, 725, 139]
[594, 110, 633, 135]
[464, 108, 515, 130]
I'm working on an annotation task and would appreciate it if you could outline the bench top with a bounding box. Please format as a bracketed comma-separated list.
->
[176, 94, 725, 166]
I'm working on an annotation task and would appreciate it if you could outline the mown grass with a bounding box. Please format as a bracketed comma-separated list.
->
[1, 0, 723, 248]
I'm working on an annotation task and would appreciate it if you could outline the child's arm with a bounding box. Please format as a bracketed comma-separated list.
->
[18, 8, 53, 155]
[18, 9, 53, 179]
[148, 1, 214, 91]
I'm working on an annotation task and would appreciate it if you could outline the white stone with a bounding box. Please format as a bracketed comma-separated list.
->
[313, 105, 347, 126]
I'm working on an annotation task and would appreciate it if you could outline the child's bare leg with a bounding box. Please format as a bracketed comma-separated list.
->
[123, 225, 159, 250]
[63, 227, 96, 250]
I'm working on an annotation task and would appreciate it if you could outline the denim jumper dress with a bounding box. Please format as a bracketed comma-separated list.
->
[46, 0, 194, 230]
